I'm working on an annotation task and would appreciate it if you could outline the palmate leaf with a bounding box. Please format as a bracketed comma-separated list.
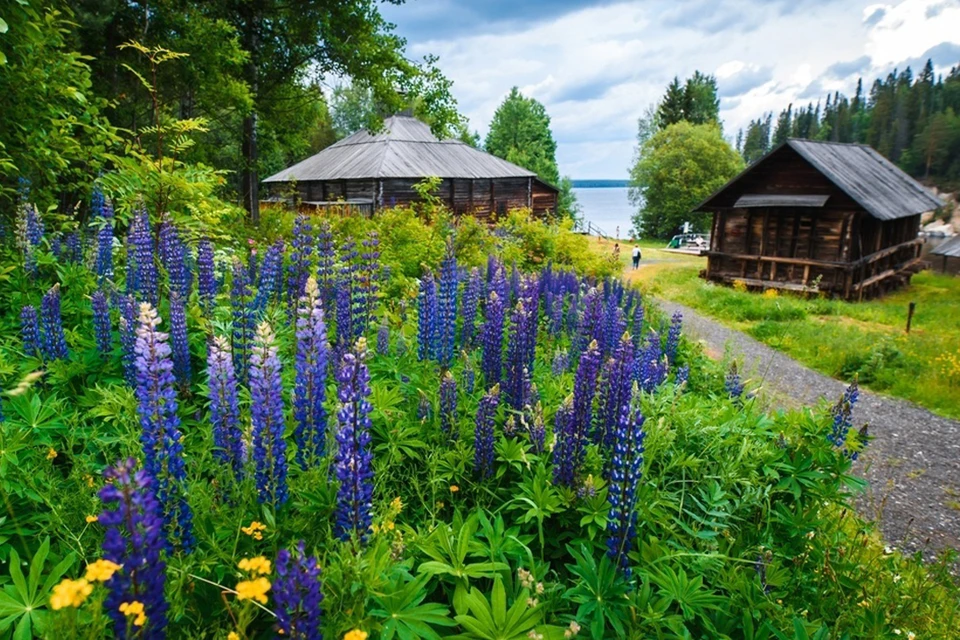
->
[370, 572, 456, 640]
[452, 576, 554, 640]
[0, 539, 75, 640]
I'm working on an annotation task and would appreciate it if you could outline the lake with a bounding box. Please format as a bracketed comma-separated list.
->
[572, 186, 635, 239]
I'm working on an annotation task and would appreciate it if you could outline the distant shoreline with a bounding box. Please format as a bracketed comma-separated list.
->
[571, 180, 629, 188]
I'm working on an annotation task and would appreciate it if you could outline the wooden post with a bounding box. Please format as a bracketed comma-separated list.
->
[469, 179, 475, 213]
[906, 301, 916, 334]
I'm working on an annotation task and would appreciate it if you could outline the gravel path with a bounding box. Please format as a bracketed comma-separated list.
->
[657, 298, 960, 557]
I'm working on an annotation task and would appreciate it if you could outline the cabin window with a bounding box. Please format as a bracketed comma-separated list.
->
[497, 201, 507, 216]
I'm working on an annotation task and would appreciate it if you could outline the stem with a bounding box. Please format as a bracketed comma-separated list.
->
[167, 566, 276, 617]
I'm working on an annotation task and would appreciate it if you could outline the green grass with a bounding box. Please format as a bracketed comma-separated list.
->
[641, 266, 960, 419]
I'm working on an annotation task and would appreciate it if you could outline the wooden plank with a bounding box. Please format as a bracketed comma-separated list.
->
[717, 275, 821, 293]
[808, 213, 817, 259]
[704, 251, 848, 268]
[837, 213, 849, 260]
[853, 257, 925, 290]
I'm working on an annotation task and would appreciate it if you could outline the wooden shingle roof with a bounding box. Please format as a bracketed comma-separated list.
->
[263, 115, 544, 183]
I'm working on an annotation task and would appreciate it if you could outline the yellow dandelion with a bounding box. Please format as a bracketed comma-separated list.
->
[46, 448, 58, 460]
[449, 485, 460, 493]
[119, 600, 147, 627]
[237, 556, 271, 576]
[85, 515, 99, 524]
[343, 630, 368, 640]
[235, 577, 271, 604]
[50, 578, 93, 610]
[85, 559, 122, 583]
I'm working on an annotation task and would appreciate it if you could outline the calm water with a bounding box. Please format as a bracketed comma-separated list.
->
[573, 186, 635, 239]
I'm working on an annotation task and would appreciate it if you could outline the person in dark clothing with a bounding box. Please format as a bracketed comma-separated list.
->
[631, 245, 641, 269]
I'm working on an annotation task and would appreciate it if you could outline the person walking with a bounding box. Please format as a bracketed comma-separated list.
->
[631, 245, 641, 270]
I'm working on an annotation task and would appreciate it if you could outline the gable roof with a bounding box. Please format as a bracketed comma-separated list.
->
[263, 115, 551, 187]
[698, 139, 944, 221]
[931, 235, 960, 258]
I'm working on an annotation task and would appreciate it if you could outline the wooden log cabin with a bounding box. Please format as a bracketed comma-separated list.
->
[697, 139, 944, 300]
[262, 114, 559, 220]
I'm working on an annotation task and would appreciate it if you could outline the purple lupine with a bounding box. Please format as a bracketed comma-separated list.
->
[134, 302, 194, 552]
[551, 349, 569, 376]
[504, 299, 535, 411]
[638, 331, 668, 393]
[575, 288, 602, 356]
[463, 357, 476, 394]
[461, 267, 482, 349]
[335, 271, 354, 348]
[606, 402, 645, 576]
[250, 321, 289, 507]
[548, 292, 565, 336]
[376, 323, 389, 356]
[159, 219, 191, 299]
[231, 259, 256, 385]
[294, 278, 329, 469]
[274, 541, 323, 639]
[196, 238, 216, 313]
[129, 207, 158, 304]
[40, 284, 69, 361]
[598, 292, 621, 357]
[316, 220, 336, 314]
[254, 240, 284, 313]
[473, 384, 500, 478]
[118, 295, 138, 385]
[64, 232, 82, 264]
[357, 231, 381, 332]
[50, 234, 62, 260]
[286, 214, 314, 309]
[333, 339, 374, 542]
[552, 397, 577, 486]
[417, 271, 439, 362]
[207, 336, 244, 480]
[437, 239, 458, 368]
[631, 300, 645, 352]
[675, 365, 689, 389]
[417, 392, 432, 422]
[92, 290, 112, 356]
[828, 378, 860, 452]
[566, 291, 580, 337]
[480, 290, 505, 386]
[99, 459, 168, 640]
[664, 312, 682, 364]
[553, 340, 601, 486]
[169, 292, 191, 384]
[18, 202, 44, 275]
[94, 192, 114, 285]
[440, 371, 458, 441]
[595, 334, 636, 450]
[725, 362, 744, 399]
[20, 305, 40, 357]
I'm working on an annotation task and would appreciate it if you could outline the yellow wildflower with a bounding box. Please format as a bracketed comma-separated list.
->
[84, 474, 94, 488]
[343, 631, 368, 640]
[85, 515, 99, 524]
[119, 600, 147, 627]
[238, 556, 272, 576]
[241, 521, 266, 541]
[85, 559, 122, 583]
[50, 578, 93, 610]
[46, 448, 58, 460]
[449, 485, 460, 493]
[228, 633, 240, 640]
[390, 496, 403, 512]
[385, 521, 395, 531]
[235, 577, 271, 604]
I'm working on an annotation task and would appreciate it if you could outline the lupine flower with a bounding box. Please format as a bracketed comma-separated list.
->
[64, 231, 82, 264]
[41, 284, 69, 361]
[129, 207, 158, 305]
[463, 356, 476, 394]
[440, 371, 458, 441]
[333, 339, 374, 542]
[207, 336, 244, 479]
[549, 292, 565, 336]
[286, 214, 314, 310]
[93, 290, 112, 356]
[20, 305, 40, 357]
[294, 278, 329, 469]
[505, 299, 535, 411]
[336, 271, 354, 348]
[595, 334, 636, 450]
[551, 349, 569, 376]
[50, 233, 63, 260]
[118, 295, 139, 385]
[231, 260, 256, 385]
[196, 238, 216, 313]
[316, 221, 336, 314]
[254, 240, 284, 313]
[725, 362, 744, 399]
[159, 219, 191, 300]
[480, 290, 505, 386]
[94, 192, 115, 285]
[664, 312, 682, 364]
[566, 292, 580, 337]
[461, 267, 482, 349]
[250, 321, 289, 507]
[437, 239, 458, 368]
[417, 392, 432, 422]
[526, 399, 546, 454]
[134, 302, 194, 552]
[99, 459, 168, 639]
[376, 323, 389, 356]
[630, 301, 644, 352]
[474, 384, 500, 478]
[274, 541, 323, 639]
[553, 341, 601, 486]
[606, 401, 645, 576]
[575, 288, 602, 356]
[417, 271, 438, 362]
[357, 231, 381, 332]
[552, 397, 576, 486]
[599, 293, 623, 357]
[828, 378, 860, 452]
[675, 365, 689, 389]
[169, 292, 191, 384]
[637, 332, 668, 393]
[18, 202, 44, 275]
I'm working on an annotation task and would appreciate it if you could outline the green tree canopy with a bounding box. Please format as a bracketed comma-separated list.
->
[485, 87, 560, 185]
[628, 121, 743, 239]
[657, 71, 720, 128]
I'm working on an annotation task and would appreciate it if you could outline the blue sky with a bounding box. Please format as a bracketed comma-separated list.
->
[381, 0, 960, 179]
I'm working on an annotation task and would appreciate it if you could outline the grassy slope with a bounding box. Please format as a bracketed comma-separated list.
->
[588, 236, 960, 419]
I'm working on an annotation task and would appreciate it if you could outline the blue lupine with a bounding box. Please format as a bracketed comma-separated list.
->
[118, 295, 139, 385]
[551, 349, 569, 376]
[134, 302, 194, 552]
[316, 221, 336, 314]
[638, 331, 668, 393]
[473, 384, 500, 478]
[675, 365, 690, 389]
[129, 207, 158, 304]
[463, 358, 476, 394]
[197, 238, 217, 313]
[480, 290, 505, 386]
[336, 272, 354, 348]
[207, 336, 244, 480]
[250, 321, 289, 507]
[18, 202, 44, 275]
[664, 312, 682, 364]
[596, 334, 636, 449]
[725, 362, 744, 399]
[437, 239, 458, 367]
[169, 292, 191, 384]
[606, 401, 645, 576]
[274, 541, 324, 640]
[417, 392, 432, 421]
[294, 278, 330, 469]
[20, 305, 40, 357]
[333, 339, 374, 542]
[417, 271, 439, 361]
[553, 340, 601, 486]
[575, 288, 602, 355]
[94, 192, 114, 285]
[50, 234, 62, 259]
[551, 397, 576, 486]
[376, 323, 389, 356]
[64, 231, 82, 264]
[631, 300, 645, 352]
[160, 219, 191, 299]
[461, 267, 482, 349]
[505, 298, 535, 411]
[93, 290, 112, 356]
[231, 260, 256, 385]
[548, 292, 565, 336]
[357, 231, 381, 332]
[254, 240, 284, 313]
[828, 379, 860, 451]
[287, 214, 314, 309]
[99, 459, 168, 640]
[440, 371, 458, 441]
[40, 284, 69, 361]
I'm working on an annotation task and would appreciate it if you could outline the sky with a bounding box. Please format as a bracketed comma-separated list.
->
[380, 0, 960, 179]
